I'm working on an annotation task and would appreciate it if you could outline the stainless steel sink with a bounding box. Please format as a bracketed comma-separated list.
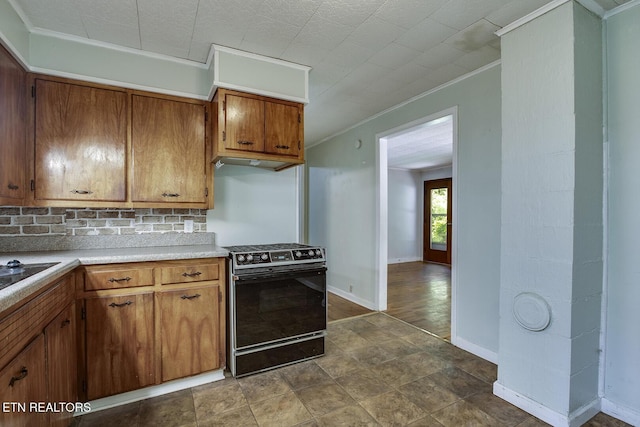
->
[0, 261, 60, 291]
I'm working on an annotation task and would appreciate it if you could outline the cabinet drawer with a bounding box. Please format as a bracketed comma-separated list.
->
[160, 264, 219, 285]
[85, 267, 154, 290]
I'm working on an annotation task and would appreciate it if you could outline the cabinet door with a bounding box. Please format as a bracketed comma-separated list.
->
[157, 286, 219, 382]
[265, 101, 301, 157]
[0, 334, 48, 427]
[45, 302, 77, 427]
[132, 95, 207, 204]
[223, 93, 264, 153]
[85, 293, 154, 400]
[0, 45, 26, 203]
[34, 79, 127, 201]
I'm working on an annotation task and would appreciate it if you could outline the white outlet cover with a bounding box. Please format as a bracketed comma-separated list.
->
[184, 220, 194, 233]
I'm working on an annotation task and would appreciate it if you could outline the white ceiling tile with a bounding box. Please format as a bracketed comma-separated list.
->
[395, 18, 457, 52]
[427, 63, 470, 85]
[256, 0, 323, 25]
[239, 40, 288, 58]
[281, 42, 330, 67]
[82, 19, 140, 50]
[414, 44, 466, 70]
[367, 43, 420, 69]
[69, 0, 138, 27]
[391, 61, 431, 84]
[192, 20, 247, 49]
[430, 0, 510, 30]
[293, 14, 352, 50]
[375, 0, 448, 28]
[443, 19, 501, 53]
[324, 41, 376, 69]
[187, 41, 212, 62]
[345, 16, 404, 50]
[137, 0, 199, 57]
[485, 0, 551, 27]
[454, 45, 500, 70]
[314, 0, 386, 27]
[15, 0, 87, 37]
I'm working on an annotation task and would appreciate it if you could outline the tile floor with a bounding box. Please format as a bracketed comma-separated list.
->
[76, 313, 629, 427]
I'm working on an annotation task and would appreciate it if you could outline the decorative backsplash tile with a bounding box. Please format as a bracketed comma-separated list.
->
[0, 207, 207, 236]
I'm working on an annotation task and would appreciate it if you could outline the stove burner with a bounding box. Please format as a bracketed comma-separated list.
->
[0, 261, 60, 291]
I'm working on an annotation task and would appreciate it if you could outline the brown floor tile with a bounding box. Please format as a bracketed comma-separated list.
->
[341, 317, 396, 343]
[197, 405, 258, 427]
[279, 360, 334, 390]
[407, 415, 446, 426]
[583, 412, 634, 427]
[249, 390, 313, 427]
[238, 370, 291, 403]
[138, 389, 196, 427]
[397, 376, 460, 413]
[346, 343, 397, 367]
[428, 367, 491, 398]
[464, 391, 530, 426]
[315, 350, 363, 378]
[78, 401, 140, 427]
[515, 416, 552, 426]
[317, 404, 380, 426]
[296, 382, 357, 417]
[329, 327, 373, 350]
[375, 337, 422, 358]
[360, 390, 426, 427]
[431, 400, 507, 427]
[453, 356, 498, 383]
[192, 380, 247, 422]
[335, 368, 393, 401]
[372, 351, 449, 387]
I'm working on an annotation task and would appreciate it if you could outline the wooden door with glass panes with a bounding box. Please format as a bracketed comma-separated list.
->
[423, 178, 452, 265]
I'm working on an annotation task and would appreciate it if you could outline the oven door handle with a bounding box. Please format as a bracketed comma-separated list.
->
[233, 267, 326, 283]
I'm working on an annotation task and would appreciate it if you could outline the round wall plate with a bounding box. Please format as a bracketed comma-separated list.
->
[513, 292, 551, 332]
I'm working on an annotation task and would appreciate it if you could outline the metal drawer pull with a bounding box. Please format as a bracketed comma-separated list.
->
[162, 192, 180, 197]
[9, 367, 28, 387]
[182, 271, 202, 278]
[275, 145, 290, 149]
[109, 301, 132, 308]
[8, 184, 19, 190]
[71, 189, 93, 195]
[108, 277, 131, 283]
[237, 140, 254, 145]
[61, 319, 71, 328]
[181, 294, 201, 300]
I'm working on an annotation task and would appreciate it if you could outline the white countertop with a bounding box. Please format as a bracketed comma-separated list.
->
[0, 244, 229, 313]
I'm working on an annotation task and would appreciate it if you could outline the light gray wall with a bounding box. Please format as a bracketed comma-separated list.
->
[307, 65, 502, 355]
[387, 169, 422, 264]
[604, 2, 640, 418]
[207, 166, 299, 247]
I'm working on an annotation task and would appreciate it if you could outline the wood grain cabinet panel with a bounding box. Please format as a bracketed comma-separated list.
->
[223, 93, 264, 152]
[85, 293, 155, 400]
[34, 79, 127, 202]
[84, 266, 155, 291]
[131, 95, 208, 205]
[0, 45, 27, 204]
[265, 101, 300, 157]
[45, 302, 77, 427]
[160, 263, 219, 285]
[157, 286, 219, 382]
[0, 334, 48, 427]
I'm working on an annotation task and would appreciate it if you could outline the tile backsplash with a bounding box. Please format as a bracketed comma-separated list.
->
[0, 207, 207, 236]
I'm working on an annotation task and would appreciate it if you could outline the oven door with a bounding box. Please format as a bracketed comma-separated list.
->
[232, 267, 326, 350]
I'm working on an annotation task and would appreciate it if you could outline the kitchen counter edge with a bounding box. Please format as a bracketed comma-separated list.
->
[0, 245, 229, 314]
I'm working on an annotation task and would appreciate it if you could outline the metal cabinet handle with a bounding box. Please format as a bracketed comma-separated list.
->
[9, 367, 28, 387]
[108, 277, 131, 283]
[181, 294, 201, 300]
[61, 319, 71, 328]
[7, 184, 19, 190]
[109, 301, 132, 308]
[237, 140, 254, 145]
[182, 271, 202, 278]
[162, 192, 180, 197]
[275, 145, 290, 149]
[70, 189, 93, 195]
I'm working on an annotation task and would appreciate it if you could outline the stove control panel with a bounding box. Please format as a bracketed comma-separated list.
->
[293, 248, 324, 261]
[232, 247, 325, 268]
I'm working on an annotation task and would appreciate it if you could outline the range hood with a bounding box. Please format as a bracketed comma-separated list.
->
[214, 156, 303, 172]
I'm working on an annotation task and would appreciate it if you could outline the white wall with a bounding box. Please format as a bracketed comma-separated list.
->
[307, 64, 502, 355]
[387, 169, 422, 264]
[603, 3, 640, 423]
[207, 166, 299, 247]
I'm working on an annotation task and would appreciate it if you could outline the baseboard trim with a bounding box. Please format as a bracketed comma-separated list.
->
[76, 370, 225, 416]
[493, 382, 601, 427]
[328, 286, 377, 311]
[387, 257, 422, 264]
[601, 398, 640, 426]
[452, 336, 498, 364]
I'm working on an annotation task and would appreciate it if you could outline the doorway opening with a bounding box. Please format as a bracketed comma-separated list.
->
[375, 107, 457, 341]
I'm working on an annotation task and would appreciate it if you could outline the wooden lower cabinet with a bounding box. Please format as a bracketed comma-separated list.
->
[157, 285, 219, 382]
[84, 293, 155, 401]
[0, 334, 48, 427]
[45, 302, 77, 427]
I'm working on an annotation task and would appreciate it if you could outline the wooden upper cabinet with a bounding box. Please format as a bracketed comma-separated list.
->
[34, 79, 127, 203]
[0, 45, 27, 204]
[213, 88, 304, 170]
[265, 101, 300, 157]
[224, 93, 265, 152]
[131, 95, 208, 205]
